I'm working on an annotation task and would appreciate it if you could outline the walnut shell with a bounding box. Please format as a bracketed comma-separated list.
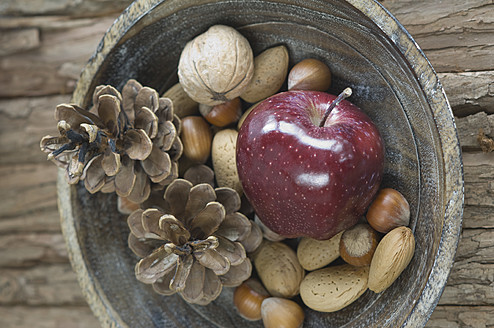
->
[178, 25, 254, 106]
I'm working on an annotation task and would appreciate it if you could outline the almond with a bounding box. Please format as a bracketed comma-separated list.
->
[368, 226, 415, 293]
[240, 45, 289, 103]
[162, 83, 199, 118]
[296, 231, 343, 271]
[299, 264, 368, 312]
[253, 241, 305, 298]
[211, 129, 242, 194]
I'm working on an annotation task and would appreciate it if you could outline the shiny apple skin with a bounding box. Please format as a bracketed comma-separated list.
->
[236, 90, 384, 240]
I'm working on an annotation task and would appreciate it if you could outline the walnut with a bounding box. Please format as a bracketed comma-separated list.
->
[178, 25, 254, 106]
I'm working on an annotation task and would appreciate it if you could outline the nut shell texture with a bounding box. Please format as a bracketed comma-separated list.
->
[300, 264, 368, 312]
[261, 297, 305, 328]
[253, 241, 304, 298]
[368, 226, 415, 293]
[297, 231, 342, 271]
[180, 116, 212, 163]
[287, 58, 331, 91]
[240, 45, 289, 103]
[339, 223, 378, 267]
[233, 279, 269, 321]
[178, 25, 254, 106]
[212, 129, 242, 194]
[366, 188, 410, 233]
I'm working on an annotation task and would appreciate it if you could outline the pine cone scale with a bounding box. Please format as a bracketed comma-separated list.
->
[135, 247, 178, 284]
[183, 183, 217, 224]
[96, 94, 121, 137]
[188, 201, 225, 240]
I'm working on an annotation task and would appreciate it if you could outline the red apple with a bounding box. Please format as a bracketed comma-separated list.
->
[236, 89, 384, 240]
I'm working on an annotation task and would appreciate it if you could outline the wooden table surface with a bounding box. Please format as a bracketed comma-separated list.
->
[0, 0, 493, 327]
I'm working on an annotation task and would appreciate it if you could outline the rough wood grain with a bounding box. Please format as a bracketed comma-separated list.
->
[0, 16, 117, 98]
[0, 1, 492, 327]
[0, 264, 86, 305]
[463, 158, 494, 208]
[380, 0, 494, 73]
[462, 205, 494, 229]
[439, 228, 494, 305]
[456, 113, 494, 150]
[0, 28, 40, 56]
[0, 210, 61, 234]
[0, 95, 67, 165]
[1, 2, 493, 98]
[427, 306, 494, 328]
[0, 306, 99, 328]
[0, 0, 132, 18]
[0, 233, 67, 268]
[0, 163, 57, 219]
[439, 71, 494, 117]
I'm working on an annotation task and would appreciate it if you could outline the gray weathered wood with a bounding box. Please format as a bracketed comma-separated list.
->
[427, 306, 494, 328]
[0, 0, 492, 327]
[0, 28, 40, 56]
[0, 264, 86, 305]
[0, 95, 68, 165]
[439, 72, 494, 118]
[0, 0, 132, 17]
[462, 205, 494, 229]
[0, 306, 99, 328]
[439, 228, 494, 305]
[380, 0, 494, 72]
[463, 157, 494, 208]
[0, 163, 57, 219]
[455, 113, 494, 150]
[0, 233, 67, 268]
[0, 16, 117, 97]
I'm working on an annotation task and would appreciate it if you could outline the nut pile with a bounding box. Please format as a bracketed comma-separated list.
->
[41, 23, 417, 326]
[175, 24, 416, 326]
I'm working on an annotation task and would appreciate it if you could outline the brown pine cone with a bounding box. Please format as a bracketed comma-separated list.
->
[127, 178, 262, 305]
[40, 79, 183, 203]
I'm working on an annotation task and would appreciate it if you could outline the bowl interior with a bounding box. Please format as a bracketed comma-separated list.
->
[63, 0, 462, 327]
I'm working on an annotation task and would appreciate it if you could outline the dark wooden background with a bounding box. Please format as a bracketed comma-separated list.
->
[1, 0, 493, 326]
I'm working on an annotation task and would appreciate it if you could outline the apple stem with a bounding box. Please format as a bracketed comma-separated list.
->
[319, 87, 353, 127]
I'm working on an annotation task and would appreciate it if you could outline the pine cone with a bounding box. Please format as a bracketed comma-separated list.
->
[127, 178, 262, 305]
[40, 80, 183, 203]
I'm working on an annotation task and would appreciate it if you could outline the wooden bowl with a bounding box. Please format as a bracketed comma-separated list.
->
[59, 0, 464, 327]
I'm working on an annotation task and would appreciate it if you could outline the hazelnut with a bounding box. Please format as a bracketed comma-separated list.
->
[180, 116, 212, 163]
[261, 297, 304, 328]
[117, 196, 140, 214]
[199, 97, 242, 127]
[233, 279, 270, 321]
[339, 223, 379, 267]
[287, 58, 331, 91]
[366, 188, 410, 233]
